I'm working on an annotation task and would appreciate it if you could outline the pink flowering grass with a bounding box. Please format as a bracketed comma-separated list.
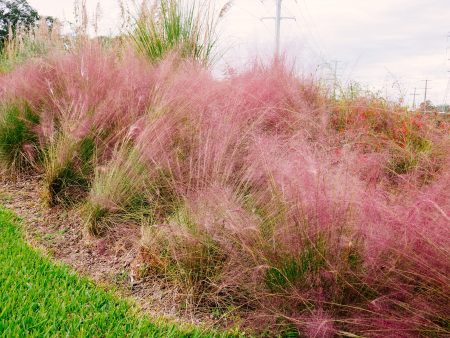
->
[0, 46, 448, 336]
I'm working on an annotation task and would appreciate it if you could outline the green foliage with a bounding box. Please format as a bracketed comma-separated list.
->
[173, 236, 225, 288]
[0, 100, 39, 171]
[83, 143, 149, 235]
[242, 190, 288, 241]
[83, 203, 108, 234]
[346, 244, 363, 271]
[279, 324, 301, 338]
[43, 136, 96, 207]
[266, 239, 327, 291]
[140, 206, 227, 299]
[0, 207, 220, 337]
[0, 32, 48, 72]
[131, 0, 218, 65]
[389, 135, 433, 176]
[84, 146, 181, 235]
[147, 168, 180, 222]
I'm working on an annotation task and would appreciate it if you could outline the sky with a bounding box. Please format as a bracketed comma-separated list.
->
[28, 0, 450, 106]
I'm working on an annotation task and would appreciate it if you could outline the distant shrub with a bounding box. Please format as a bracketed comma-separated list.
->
[1, 18, 64, 73]
[331, 97, 449, 184]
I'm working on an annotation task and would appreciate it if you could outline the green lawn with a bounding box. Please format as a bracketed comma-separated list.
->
[0, 207, 222, 337]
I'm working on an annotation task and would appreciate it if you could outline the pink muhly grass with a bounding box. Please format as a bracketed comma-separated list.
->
[300, 309, 336, 338]
[0, 44, 448, 336]
[350, 169, 449, 335]
[122, 57, 449, 335]
[2, 43, 157, 147]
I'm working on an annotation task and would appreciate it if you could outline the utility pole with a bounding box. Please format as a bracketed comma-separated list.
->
[410, 88, 418, 110]
[445, 34, 450, 107]
[423, 79, 430, 103]
[422, 80, 431, 112]
[261, 0, 296, 57]
[321, 60, 341, 99]
[331, 60, 340, 100]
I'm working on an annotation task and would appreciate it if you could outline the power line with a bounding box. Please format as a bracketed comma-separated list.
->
[296, 0, 328, 60]
[291, 6, 324, 61]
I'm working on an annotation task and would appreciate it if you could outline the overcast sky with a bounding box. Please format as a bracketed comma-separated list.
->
[28, 0, 450, 105]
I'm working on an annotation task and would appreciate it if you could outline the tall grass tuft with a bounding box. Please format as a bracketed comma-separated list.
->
[0, 18, 63, 73]
[83, 141, 148, 235]
[131, 0, 226, 65]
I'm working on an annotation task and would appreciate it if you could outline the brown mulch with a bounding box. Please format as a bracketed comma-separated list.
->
[0, 174, 213, 327]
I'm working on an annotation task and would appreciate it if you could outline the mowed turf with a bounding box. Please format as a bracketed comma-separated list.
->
[0, 207, 218, 337]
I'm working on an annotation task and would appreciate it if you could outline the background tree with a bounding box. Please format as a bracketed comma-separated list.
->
[419, 100, 436, 113]
[0, 0, 39, 50]
[435, 104, 450, 113]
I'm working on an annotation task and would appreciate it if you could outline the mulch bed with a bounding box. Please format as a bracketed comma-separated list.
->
[0, 174, 212, 327]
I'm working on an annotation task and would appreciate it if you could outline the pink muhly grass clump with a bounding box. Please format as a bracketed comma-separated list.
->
[126, 59, 370, 329]
[114, 57, 449, 335]
[2, 44, 156, 146]
[0, 44, 449, 336]
[349, 165, 450, 334]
